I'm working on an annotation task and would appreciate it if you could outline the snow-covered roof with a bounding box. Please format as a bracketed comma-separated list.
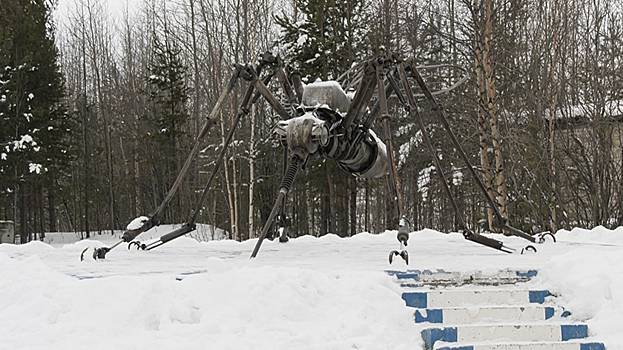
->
[553, 100, 623, 120]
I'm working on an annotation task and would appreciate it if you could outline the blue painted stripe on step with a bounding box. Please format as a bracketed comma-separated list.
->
[395, 269, 444, 280]
[545, 307, 555, 320]
[561, 324, 588, 341]
[421, 327, 458, 349]
[529, 290, 551, 303]
[402, 292, 427, 308]
[400, 283, 420, 288]
[415, 309, 443, 323]
[396, 273, 421, 280]
[436, 345, 601, 350]
[385, 270, 416, 276]
[516, 270, 538, 278]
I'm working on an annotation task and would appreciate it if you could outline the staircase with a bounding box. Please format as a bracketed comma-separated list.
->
[387, 269, 606, 350]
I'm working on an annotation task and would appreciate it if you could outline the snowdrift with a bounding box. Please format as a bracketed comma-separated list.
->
[1, 227, 622, 349]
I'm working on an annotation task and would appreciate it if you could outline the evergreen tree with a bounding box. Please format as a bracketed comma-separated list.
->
[276, 0, 373, 81]
[147, 35, 190, 144]
[0, 0, 74, 241]
[275, 0, 375, 236]
[144, 33, 190, 223]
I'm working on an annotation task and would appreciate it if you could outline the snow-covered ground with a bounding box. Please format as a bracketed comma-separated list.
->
[1, 226, 622, 350]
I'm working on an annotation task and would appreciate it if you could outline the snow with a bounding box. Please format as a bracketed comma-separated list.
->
[12, 134, 37, 151]
[554, 100, 623, 120]
[296, 34, 308, 47]
[1, 227, 622, 349]
[28, 163, 42, 174]
[452, 167, 463, 186]
[417, 165, 435, 201]
[127, 216, 149, 230]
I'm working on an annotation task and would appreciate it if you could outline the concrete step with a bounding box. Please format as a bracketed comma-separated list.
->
[403, 290, 552, 308]
[434, 341, 606, 350]
[387, 269, 538, 287]
[422, 324, 590, 349]
[414, 305, 568, 324]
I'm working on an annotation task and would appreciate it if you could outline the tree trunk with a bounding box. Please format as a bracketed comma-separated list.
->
[122, 11, 141, 218]
[474, 0, 495, 231]
[364, 179, 369, 232]
[307, 179, 314, 236]
[86, 2, 115, 234]
[350, 176, 357, 236]
[38, 184, 44, 239]
[48, 187, 56, 232]
[327, 166, 336, 234]
[248, 104, 256, 239]
[19, 175, 27, 243]
[483, 0, 507, 222]
[549, 0, 559, 233]
[337, 177, 345, 237]
[81, 10, 90, 239]
[220, 109, 236, 240]
[230, 108, 240, 241]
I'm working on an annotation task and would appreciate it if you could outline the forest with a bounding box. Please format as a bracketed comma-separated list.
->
[1, 0, 622, 243]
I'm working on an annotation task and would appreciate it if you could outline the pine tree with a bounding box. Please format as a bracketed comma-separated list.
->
[144, 33, 190, 223]
[276, 0, 373, 81]
[275, 0, 374, 236]
[0, 0, 74, 241]
[147, 35, 190, 143]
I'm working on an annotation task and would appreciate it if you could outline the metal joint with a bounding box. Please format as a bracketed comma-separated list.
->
[260, 51, 278, 66]
[240, 65, 257, 82]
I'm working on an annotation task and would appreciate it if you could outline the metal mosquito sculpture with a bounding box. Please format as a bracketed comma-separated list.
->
[80, 52, 555, 262]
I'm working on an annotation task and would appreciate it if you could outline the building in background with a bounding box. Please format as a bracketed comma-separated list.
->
[0, 221, 15, 244]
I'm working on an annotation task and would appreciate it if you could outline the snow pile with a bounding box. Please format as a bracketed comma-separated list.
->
[127, 216, 149, 230]
[0, 243, 418, 350]
[539, 227, 623, 348]
[1, 227, 622, 349]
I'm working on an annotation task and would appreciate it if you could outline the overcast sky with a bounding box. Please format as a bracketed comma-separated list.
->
[53, 0, 141, 26]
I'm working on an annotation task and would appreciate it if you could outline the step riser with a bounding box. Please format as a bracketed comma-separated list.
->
[404, 290, 551, 308]
[388, 270, 538, 287]
[436, 343, 606, 350]
[415, 306, 556, 324]
[423, 325, 588, 349]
